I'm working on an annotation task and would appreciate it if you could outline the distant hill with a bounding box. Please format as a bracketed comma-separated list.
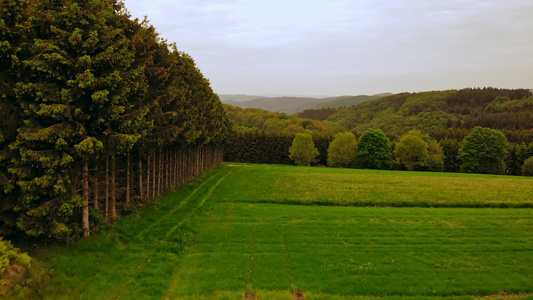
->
[238, 97, 330, 114]
[328, 88, 533, 138]
[219, 94, 266, 102]
[218, 93, 391, 114]
[311, 93, 393, 109]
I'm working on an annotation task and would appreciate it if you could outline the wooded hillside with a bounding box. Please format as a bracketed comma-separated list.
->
[224, 105, 345, 135]
[0, 0, 231, 240]
[328, 88, 533, 138]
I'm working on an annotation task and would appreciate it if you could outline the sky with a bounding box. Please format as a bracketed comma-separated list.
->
[125, 0, 533, 97]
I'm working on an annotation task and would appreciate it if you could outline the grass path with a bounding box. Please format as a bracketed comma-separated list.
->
[36, 164, 533, 299]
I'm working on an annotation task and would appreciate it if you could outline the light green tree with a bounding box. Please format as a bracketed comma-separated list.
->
[394, 131, 428, 171]
[289, 133, 319, 166]
[327, 132, 357, 167]
[354, 128, 392, 170]
[459, 127, 507, 174]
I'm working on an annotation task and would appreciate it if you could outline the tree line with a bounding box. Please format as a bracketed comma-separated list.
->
[0, 0, 231, 240]
[224, 128, 533, 176]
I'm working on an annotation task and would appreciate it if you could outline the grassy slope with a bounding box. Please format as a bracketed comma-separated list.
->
[36, 164, 533, 299]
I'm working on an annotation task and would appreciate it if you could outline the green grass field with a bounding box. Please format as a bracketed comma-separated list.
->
[36, 164, 533, 299]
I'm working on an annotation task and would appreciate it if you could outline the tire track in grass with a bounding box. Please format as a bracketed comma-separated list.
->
[102, 169, 234, 299]
[278, 225, 299, 293]
[164, 170, 235, 298]
[132, 168, 223, 242]
[164, 169, 234, 240]
[68, 168, 228, 298]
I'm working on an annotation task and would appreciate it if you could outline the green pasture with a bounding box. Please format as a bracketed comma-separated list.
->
[36, 164, 533, 299]
[214, 164, 533, 208]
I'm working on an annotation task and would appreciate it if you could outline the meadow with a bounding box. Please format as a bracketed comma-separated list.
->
[36, 164, 533, 299]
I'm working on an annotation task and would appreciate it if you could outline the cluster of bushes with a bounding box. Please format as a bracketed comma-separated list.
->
[0, 238, 49, 298]
[225, 127, 533, 176]
[1, 0, 231, 240]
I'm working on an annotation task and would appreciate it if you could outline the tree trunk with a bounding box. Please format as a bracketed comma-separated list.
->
[82, 161, 90, 237]
[110, 155, 116, 220]
[126, 151, 130, 208]
[139, 157, 143, 202]
[152, 153, 156, 200]
[105, 157, 109, 223]
[146, 155, 151, 202]
[94, 164, 99, 212]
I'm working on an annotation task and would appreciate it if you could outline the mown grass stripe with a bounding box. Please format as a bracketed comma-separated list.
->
[164, 169, 234, 239]
[132, 168, 224, 241]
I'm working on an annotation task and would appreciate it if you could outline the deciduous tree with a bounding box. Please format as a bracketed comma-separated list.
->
[327, 132, 357, 168]
[394, 131, 428, 171]
[289, 133, 319, 166]
[459, 127, 508, 174]
[354, 129, 392, 169]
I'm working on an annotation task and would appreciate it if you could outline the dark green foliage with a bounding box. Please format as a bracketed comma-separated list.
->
[289, 134, 319, 166]
[224, 131, 294, 165]
[505, 142, 531, 175]
[297, 107, 340, 120]
[0, 0, 231, 240]
[522, 157, 533, 176]
[312, 134, 332, 166]
[440, 139, 461, 172]
[459, 127, 508, 174]
[354, 129, 392, 170]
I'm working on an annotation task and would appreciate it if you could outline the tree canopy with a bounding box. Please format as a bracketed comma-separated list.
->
[289, 133, 319, 166]
[0, 0, 231, 240]
[354, 128, 392, 170]
[327, 131, 357, 168]
[459, 127, 508, 174]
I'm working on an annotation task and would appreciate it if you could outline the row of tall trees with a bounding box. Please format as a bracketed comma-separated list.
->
[225, 128, 533, 176]
[0, 0, 231, 240]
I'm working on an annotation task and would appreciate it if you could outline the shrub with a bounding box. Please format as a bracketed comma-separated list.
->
[0, 237, 48, 298]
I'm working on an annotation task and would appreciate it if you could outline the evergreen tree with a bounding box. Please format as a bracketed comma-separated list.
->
[9, 0, 148, 238]
[459, 127, 508, 174]
[0, 0, 33, 234]
[354, 129, 392, 169]
[327, 132, 357, 168]
[289, 133, 319, 166]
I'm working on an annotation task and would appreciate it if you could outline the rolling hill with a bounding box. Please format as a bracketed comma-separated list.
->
[311, 93, 393, 109]
[327, 88, 533, 138]
[218, 93, 390, 114]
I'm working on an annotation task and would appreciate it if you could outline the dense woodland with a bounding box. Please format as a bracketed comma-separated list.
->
[328, 88, 533, 138]
[224, 104, 345, 135]
[0, 0, 231, 240]
[225, 88, 533, 176]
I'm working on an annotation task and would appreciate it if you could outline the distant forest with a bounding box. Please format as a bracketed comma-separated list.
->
[327, 88, 533, 138]
[224, 88, 533, 175]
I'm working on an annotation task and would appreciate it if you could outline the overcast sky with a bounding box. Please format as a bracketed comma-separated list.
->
[125, 0, 533, 97]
